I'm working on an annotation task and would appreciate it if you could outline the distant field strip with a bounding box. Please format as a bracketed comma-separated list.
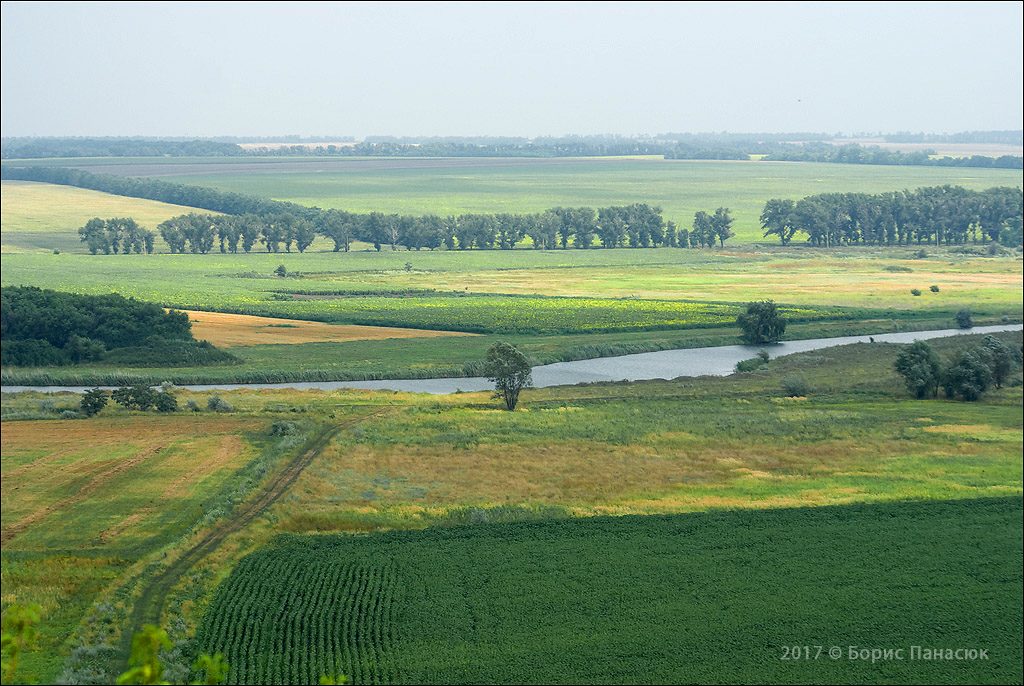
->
[184, 310, 476, 346]
[198, 498, 1023, 684]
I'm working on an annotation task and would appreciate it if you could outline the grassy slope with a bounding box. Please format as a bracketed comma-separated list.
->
[0, 180, 222, 253]
[199, 497, 1024, 684]
[11, 157, 1020, 242]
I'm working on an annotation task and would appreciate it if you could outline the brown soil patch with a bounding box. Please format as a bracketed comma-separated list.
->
[182, 310, 475, 347]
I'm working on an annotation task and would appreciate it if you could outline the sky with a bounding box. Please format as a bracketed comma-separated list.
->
[2, 1, 1021, 138]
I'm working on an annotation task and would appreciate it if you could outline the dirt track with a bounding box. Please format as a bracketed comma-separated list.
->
[119, 408, 390, 665]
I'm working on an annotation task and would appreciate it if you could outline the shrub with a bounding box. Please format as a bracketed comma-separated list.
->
[955, 309, 973, 329]
[112, 385, 158, 411]
[80, 388, 109, 417]
[274, 264, 288, 277]
[207, 395, 234, 412]
[942, 349, 994, 401]
[736, 300, 786, 345]
[781, 375, 810, 397]
[270, 421, 299, 436]
[929, 285, 940, 293]
[882, 265, 913, 272]
[154, 391, 178, 413]
[894, 341, 941, 399]
[186, 399, 201, 412]
[910, 288, 922, 296]
[60, 410, 81, 419]
[735, 350, 771, 373]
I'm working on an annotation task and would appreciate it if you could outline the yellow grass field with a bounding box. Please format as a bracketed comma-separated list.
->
[1, 415, 259, 549]
[183, 309, 477, 347]
[1, 180, 220, 253]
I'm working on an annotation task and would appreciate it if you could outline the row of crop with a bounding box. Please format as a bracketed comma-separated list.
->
[196, 554, 396, 684]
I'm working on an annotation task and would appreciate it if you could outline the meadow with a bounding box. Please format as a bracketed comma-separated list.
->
[0, 180, 218, 253]
[1, 331, 1021, 683]
[1, 244, 1020, 384]
[7, 157, 1021, 242]
[198, 497, 1023, 685]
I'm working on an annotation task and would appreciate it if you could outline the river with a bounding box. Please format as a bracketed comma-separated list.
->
[2, 324, 1019, 395]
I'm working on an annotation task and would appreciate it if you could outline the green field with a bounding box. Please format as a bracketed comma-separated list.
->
[2, 332, 1021, 683]
[7, 157, 1022, 242]
[198, 497, 1023, 684]
[2, 244, 1020, 384]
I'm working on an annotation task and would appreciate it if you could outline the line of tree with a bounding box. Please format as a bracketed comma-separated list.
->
[78, 217, 156, 254]
[760, 186, 1023, 247]
[0, 286, 231, 367]
[764, 142, 1022, 169]
[4, 135, 1020, 168]
[84, 204, 737, 254]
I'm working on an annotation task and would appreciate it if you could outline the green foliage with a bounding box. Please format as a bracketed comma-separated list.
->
[113, 385, 159, 411]
[483, 342, 532, 410]
[780, 374, 811, 397]
[736, 300, 786, 344]
[956, 308, 974, 328]
[894, 341, 942, 398]
[80, 388, 109, 416]
[154, 391, 178, 413]
[2, 603, 41, 683]
[196, 498, 1024, 684]
[911, 288, 922, 296]
[117, 624, 171, 685]
[981, 335, 1020, 388]
[0, 286, 230, 368]
[207, 395, 233, 413]
[191, 652, 229, 685]
[942, 349, 995, 401]
[274, 264, 288, 277]
[930, 284, 940, 292]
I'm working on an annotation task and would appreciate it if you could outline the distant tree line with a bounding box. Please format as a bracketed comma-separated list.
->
[764, 142, 1022, 169]
[4, 134, 1020, 168]
[1, 137, 241, 158]
[0, 286, 231, 367]
[881, 131, 1022, 145]
[760, 186, 1023, 247]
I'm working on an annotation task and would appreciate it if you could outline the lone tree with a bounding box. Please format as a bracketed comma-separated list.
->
[737, 300, 786, 344]
[483, 342, 532, 411]
[894, 341, 942, 398]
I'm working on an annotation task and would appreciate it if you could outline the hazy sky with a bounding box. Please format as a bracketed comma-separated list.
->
[2, 1, 1021, 137]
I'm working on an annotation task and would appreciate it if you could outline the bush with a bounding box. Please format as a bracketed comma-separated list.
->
[737, 300, 786, 345]
[942, 349, 994, 401]
[112, 385, 158, 411]
[60, 410, 82, 419]
[270, 421, 299, 436]
[910, 288, 922, 296]
[894, 341, 941, 399]
[735, 350, 771, 373]
[154, 391, 178, 413]
[955, 309, 973, 329]
[781, 375, 810, 397]
[275, 264, 288, 277]
[186, 399, 201, 412]
[80, 388, 109, 417]
[929, 285, 940, 293]
[207, 395, 234, 412]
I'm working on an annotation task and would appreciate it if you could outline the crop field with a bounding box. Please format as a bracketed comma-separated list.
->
[184, 310, 475, 347]
[9, 157, 1021, 242]
[198, 497, 1023, 684]
[1, 332, 1021, 683]
[0, 414, 269, 680]
[0, 180, 221, 253]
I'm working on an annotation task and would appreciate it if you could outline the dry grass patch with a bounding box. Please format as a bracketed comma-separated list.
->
[183, 309, 477, 347]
